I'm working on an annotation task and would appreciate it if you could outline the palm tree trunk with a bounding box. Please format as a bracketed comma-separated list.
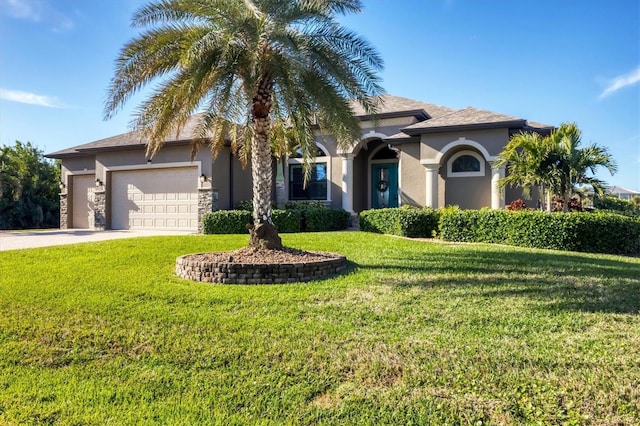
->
[248, 73, 282, 249]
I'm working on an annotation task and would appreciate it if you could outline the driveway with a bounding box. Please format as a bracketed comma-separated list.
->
[0, 229, 194, 251]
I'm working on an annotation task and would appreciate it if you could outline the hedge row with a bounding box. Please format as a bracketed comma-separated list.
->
[359, 206, 440, 238]
[201, 208, 349, 234]
[358, 206, 640, 255]
[439, 209, 640, 255]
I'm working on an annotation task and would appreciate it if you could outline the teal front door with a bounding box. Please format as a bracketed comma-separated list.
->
[372, 163, 398, 208]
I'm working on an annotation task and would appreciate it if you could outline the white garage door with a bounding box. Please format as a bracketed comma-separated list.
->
[111, 167, 199, 230]
[72, 174, 94, 229]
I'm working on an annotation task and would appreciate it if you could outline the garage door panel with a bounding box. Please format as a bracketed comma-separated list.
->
[111, 167, 198, 230]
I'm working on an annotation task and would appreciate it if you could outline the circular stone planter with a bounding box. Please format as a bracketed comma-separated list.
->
[176, 252, 348, 284]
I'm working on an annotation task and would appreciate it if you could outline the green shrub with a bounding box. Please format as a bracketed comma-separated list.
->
[202, 208, 344, 234]
[272, 209, 302, 233]
[202, 210, 251, 234]
[285, 200, 327, 210]
[439, 209, 640, 255]
[594, 195, 638, 217]
[234, 200, 277, 211]
[359, 206, 440, 238]
[304, 208, 350, 232]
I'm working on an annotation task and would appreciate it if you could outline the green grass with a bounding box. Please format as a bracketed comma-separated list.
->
[1, 232, 639, 425]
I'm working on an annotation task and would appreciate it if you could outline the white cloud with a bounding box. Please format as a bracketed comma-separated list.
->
[0, 0, 73, 32]
[598, 66, 640, 99]
[0, 88, 65, 108]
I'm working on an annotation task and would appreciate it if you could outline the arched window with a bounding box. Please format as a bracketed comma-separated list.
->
[447, 150, 485, 177]
[288, 144, 330, 201]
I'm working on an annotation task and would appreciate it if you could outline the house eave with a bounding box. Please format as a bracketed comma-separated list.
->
[45, 139, 194, 159]
[403, 120, 527, 136]
[358, 109, 430, 122]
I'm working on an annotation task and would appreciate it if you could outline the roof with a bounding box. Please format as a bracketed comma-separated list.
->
[47, 95, 552, 158]
[401, 107, 528, 135]
[608, 185, 640, 195]
[46, 114, 207, 158]
[349, 94, 455, 120]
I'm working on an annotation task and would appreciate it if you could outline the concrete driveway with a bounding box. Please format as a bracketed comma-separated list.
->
[0, 229, 194, 251]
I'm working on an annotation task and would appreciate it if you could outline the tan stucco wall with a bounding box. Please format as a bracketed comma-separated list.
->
[420, 128, 509, 161]
[94, 145, 212, 178]
[418, 128, 511, 209]
[61, 156, 96, 178]
[441, 160, 492, 209]
[398, 142, 424, 206]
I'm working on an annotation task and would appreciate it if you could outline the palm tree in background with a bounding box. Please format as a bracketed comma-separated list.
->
[104, 0, 384, 248]
[497, 123, 617, 212]
[545, 123, 617, 212]
[495, 131, 556, 210]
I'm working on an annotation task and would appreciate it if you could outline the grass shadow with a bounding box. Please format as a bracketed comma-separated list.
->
[360, 247, 640, 314]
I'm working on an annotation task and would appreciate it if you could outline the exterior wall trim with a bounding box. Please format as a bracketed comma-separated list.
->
[420, 137, 497, 166]
[446, 150, 486, 178]
[100, 161, 202, 180]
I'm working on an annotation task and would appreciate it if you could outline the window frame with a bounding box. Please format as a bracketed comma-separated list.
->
[287, 143, 331, 201]
[447, 150, 485, 178]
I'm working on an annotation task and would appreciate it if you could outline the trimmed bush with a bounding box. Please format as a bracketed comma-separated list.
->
[234, 200, 277, 211]
[272, 209, 302, 233]
[359, 206, 440, 238]
[594, 195, 638, 217]
[202, 210, 251, 234]
[202, 208, 345, 234]
[284, 200, 327, 210]
[304, 208, 350, 232]
[440, 209, 640, 255]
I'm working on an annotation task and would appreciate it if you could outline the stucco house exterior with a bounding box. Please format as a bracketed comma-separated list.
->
[46, 94, 553, 231]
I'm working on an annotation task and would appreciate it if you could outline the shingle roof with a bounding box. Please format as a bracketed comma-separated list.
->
[46, 114, 207, 158]
[47, 95, 552, 158]
[402, 107, 527, 135]
[350, 94, 455, 120]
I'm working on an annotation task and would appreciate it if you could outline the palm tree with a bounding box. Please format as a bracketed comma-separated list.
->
[497, 123, 617, 212]
[546, 123, 617, 212]
[104, 0, 383, 249]
[495, 131, 556, 210]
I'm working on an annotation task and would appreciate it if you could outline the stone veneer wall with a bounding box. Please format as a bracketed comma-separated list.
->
[59, 193, 68, 229]
[94, 188, 106, 230]
[176, 254, 347, 284]
[198, 188, 217, 232]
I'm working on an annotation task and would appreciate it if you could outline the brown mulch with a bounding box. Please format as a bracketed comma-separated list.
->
[186, 246, 344, 264]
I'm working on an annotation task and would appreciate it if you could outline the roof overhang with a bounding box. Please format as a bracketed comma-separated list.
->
[402, 120, 527, 136]
[358, 109, 430, 122]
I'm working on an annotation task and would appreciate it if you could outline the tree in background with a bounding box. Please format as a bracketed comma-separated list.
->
[495, 130, 556, 211]
[497, 123, 617, 212]
[546, 123, 617, 212]
[0, 141, 60, 229]
[104, 0, 383, 249]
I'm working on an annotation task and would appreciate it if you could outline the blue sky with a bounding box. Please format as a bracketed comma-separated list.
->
[1, 0, 639, 190]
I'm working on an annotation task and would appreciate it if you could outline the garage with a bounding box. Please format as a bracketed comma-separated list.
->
[110, 167, 199, 230]
[71, 174, 95, 229]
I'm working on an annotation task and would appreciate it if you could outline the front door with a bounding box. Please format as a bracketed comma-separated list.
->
[371, 163, 398, 208]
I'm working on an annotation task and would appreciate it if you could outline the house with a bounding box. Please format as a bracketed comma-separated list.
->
[46, 94, 553, 231]
[607, 185, 640, 201]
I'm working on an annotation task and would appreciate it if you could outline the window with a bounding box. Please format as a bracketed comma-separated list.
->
[447, 150, 485, 177]
[451, 155, 480, 172]
[288, 144, 330, 201]
[289, 163, 327, 200]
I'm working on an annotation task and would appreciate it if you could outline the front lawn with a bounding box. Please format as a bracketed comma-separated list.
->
[1, 232, 638, 424]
